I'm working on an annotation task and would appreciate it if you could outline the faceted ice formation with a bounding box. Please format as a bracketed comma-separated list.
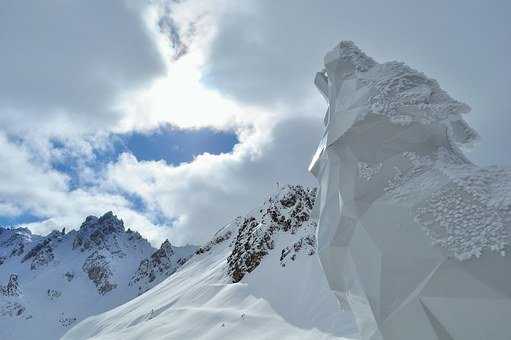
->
[310, 41, 511, 340]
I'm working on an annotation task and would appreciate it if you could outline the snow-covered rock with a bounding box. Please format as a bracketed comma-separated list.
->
[227, 185, 317, 282]
[130, 240, 197, 295]
[63, 185, 357, 340]
[0, 211, 196, 340]
[0, 274, 21, 297]
[0, 227, 42, 264]
[310, 41, 511, 340]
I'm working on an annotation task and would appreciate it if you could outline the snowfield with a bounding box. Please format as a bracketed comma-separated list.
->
[63, 186, 358, 340]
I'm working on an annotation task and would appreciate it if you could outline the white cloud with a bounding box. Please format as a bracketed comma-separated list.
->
[0, 132, 174, 246]
[104, 116, 321, 244]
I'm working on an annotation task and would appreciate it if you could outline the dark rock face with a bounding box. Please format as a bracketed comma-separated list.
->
[73, 211, 126, 252]
[0, 274, 21, 296]
[227, 185, 317, 283]
[20, 230, 64, 270]
[21, 238, 55, 270]
[64, 271, 74, 282]
[47, 289, 62, 300]
[0, 301, 26, 317]
[82, 252, 117, 295]
[279, 235, 316, 267]
[58, 313, 77, 327]
[9, 243, 25, 257]
[0, 227, 36, 260]
[130, 240, 196, 294]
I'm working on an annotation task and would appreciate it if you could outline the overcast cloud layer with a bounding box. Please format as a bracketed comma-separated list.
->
[0, 0, 510, 246]
[0, 0, 166, 137]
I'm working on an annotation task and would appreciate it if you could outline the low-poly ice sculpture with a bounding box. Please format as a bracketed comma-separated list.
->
[309, 41, 511, 340]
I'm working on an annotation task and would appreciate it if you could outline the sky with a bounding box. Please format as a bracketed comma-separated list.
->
[0, 0, 510, 246]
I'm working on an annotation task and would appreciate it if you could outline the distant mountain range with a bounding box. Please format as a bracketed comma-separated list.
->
[0, 211, 197, 340]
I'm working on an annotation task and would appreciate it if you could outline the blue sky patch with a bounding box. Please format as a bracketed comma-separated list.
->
[116, 125, 238, 164]
[0, 211, 43, 228]
[49, 125, 239, 190]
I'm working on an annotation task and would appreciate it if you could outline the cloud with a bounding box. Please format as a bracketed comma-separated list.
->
[104, 116, 322, 244]
[0, 132, 173, 245]
[0, 0, 165, 137]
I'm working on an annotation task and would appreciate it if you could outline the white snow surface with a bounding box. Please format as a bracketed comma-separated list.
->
[310, 40, 511, 340]
[314, 41, 511, 261]
[389, 149, 511, 260]
[318, 41, 478, 148]
[63, 185, 357, 340]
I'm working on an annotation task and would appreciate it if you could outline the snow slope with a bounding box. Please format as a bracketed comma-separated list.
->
[0, 212, 196, 340]
[63, 185, 358, 340]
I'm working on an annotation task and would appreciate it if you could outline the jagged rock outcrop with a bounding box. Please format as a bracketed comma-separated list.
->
[0, 227, 41, 261]
[21, 237, 55, 270]
[82, 251, 117, 295]
[58, 313, 77, 327]
[64, 271, 74, 282]
[72, 212, 128, 295]
[47, 289, 61, 300]
[0, 301, 26, 317]
[73, 212, 128, 253]
[0, 274, 21, 296]
[130, 240, 197, 294]
[311, 41, 511, 340]
[227, 185, 317, 282]
[0, 273, 27, 320]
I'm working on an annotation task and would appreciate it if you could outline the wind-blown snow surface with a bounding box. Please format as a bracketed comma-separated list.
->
[310, 41, 511, 339]
[63, 186, 357, 340]
[0, 212, 196, 340]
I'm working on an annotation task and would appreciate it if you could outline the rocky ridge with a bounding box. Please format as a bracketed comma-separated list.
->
[193, 184, 318, 283]
[130, 239, 197, 294]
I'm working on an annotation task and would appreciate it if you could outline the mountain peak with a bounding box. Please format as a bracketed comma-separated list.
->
[79, 211, 124, 233]
[160, 239, 172, 248]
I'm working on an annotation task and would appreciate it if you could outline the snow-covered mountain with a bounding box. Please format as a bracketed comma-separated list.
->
[130, 239, 197, 295]
[0, 211, 196, 340]
[63, 185, 358, 340]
